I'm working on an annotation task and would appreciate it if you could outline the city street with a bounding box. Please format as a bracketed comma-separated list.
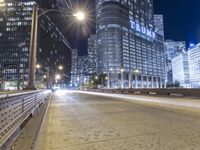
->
[37, 90, 200, 150]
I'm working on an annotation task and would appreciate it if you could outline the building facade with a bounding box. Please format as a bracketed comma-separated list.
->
[96, 0, 165, 89]
[188, 44, 200, 88]
[71, 49, 78, 87]
[77, 55, 91, 85]
[171, 52, 190, 88]
[0, 0, 72, 89]
[87, 34, 97, 74]
[164, 40, 186, 86]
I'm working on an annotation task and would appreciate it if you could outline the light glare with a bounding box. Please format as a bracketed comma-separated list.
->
[73, 12, 85, 21]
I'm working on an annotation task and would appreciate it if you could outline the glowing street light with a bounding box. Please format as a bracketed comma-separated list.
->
[133, 69, 140, 74]
[55, 74, 61, 80]
[73, 12, 85, 21]
[95, 76, 98, 80]
[43, 75, 47, 79]
[0, 0, 5, 7]
[58, 65, 63, 70]
[36, 64, 41, 69]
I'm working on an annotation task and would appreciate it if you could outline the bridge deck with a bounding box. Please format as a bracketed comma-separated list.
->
[37, 90, 200, 150]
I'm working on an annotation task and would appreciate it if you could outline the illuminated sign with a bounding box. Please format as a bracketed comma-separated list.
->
[130, 20, 155, 39]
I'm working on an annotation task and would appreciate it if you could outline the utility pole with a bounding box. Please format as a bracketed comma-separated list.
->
[27, 4, 38, 90]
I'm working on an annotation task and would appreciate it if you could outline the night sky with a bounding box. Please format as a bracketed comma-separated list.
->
[66, 0, 200, 55]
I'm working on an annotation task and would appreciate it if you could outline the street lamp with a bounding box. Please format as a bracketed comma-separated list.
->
[36, 64, 41, 69]
[58, 65, 63, 71]
[133, 69, 140, 74]
[73, 12, 85, 21]
[0, 0, 5, 7]
[55, 74, 61, 80]
[26, 4, 86, 89]
[95, 76, 98, 80]
[43, 75, 47, 79]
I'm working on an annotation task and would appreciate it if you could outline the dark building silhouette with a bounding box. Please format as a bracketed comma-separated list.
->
[0, 0, 72, 89]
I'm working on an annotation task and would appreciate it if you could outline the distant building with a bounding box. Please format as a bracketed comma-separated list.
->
[188, 44, 200, 88]
[87, 34, 97, 74]
[171, 52, 190, 88]
[77, 55, 90, 85]
[96, 0, 165, 89]
[164, 40, 186, 85]
[71, 49, 78, 87]
[153, 15, 164, 36]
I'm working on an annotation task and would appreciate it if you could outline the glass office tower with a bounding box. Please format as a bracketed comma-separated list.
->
[0, 0, 72, 89]
[96, 0, 165, 88]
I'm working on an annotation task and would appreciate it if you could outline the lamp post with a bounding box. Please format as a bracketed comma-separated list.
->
[26, 4, 85, 89]
[27, 4, 38, 89]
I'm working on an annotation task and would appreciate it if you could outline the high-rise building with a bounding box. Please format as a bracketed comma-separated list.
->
[71, 49, 78, 87]
[0, 0, 72, 89]
[164, 40, 186, 85]
[171, 52, 190, 88]
[87, 34, 97, 74]
[96, 0, 165, 89]
[77, 55, 90, 85]
[188, 44, 200, 88]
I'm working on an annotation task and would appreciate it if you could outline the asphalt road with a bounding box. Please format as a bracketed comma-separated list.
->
[37, 90, 200, 150]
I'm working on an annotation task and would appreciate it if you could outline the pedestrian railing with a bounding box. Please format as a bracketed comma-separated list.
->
[0, 90, 51, 149]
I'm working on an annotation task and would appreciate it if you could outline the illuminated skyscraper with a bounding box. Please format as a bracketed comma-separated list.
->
[164, 40, 186, 86]
[96, 0, 165, 88]
[188, 44, 200, 88]
[71, 49, 78, 87]
[87, 34, 97, 74]
[172, 52, 190, 88]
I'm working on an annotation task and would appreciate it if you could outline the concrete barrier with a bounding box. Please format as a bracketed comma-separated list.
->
[87, 88, 200, 98]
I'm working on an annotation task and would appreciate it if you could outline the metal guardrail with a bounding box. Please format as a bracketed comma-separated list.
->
[87, 88, 200, 97]
[0, 90, 51, 149]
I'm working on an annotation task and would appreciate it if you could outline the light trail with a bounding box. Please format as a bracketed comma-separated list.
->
[75, 91, 200, 110]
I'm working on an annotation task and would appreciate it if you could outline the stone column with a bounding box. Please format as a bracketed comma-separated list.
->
[156, 77, 159, 88]
[135, 74, 138, 88]
[160, 78, 163, 88]
[151, 76, 154, 88]
[121, 72, 124, 89]
[146, 76, 149, 88]
[107, 72, 110, 89]
[129, 72, 132, 89]
[141, 75, 144, 88]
